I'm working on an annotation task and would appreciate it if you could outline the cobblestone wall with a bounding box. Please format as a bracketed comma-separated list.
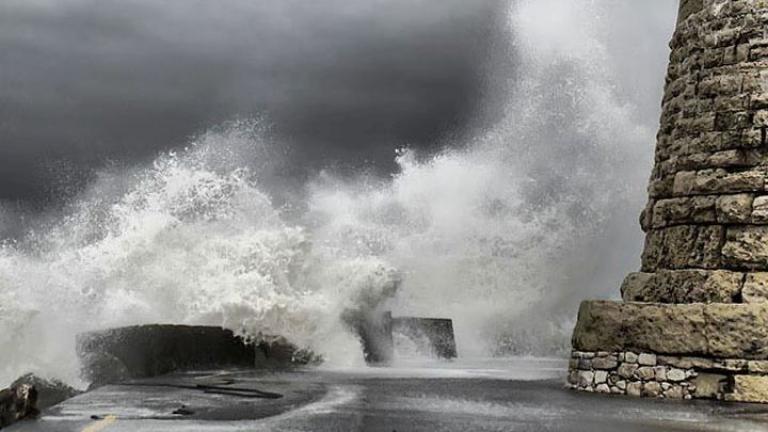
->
[568, 350, 768, 402]
[569, 0, 768, 403]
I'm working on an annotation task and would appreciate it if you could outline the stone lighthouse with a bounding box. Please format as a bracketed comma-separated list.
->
[568, 0, 768, 402]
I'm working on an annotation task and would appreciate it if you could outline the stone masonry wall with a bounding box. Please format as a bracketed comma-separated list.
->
[569, 0, 768, 403]
[642, 0, 768, 276]
[567, 350, 768, 402]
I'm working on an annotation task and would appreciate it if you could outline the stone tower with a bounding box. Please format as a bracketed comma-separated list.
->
[568, 0, 768, 402]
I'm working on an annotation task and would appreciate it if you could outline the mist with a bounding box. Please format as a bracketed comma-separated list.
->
[0, 0, 678, 386]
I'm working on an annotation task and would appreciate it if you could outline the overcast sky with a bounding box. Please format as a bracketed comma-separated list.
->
[0, 0, 506, 203]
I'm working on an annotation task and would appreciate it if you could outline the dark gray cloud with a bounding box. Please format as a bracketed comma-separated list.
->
[0, 0, 505, 202]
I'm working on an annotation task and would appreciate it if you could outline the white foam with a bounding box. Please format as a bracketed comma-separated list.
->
[0, 1, 676, 386]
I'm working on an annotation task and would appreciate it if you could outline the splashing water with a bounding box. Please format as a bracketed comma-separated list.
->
[0, 0, 675, 386]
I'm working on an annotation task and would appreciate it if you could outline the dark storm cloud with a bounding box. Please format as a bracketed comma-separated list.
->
[0, 0, 505, 201]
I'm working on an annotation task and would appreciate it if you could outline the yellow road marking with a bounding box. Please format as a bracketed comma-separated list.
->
[82, 415, 117, 432]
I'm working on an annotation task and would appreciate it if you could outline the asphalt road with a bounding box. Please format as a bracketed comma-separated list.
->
[9, 358, 768, 432]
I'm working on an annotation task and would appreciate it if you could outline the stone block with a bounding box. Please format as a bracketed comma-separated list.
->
[704, 303, 768, 359]
[692, 374, 725, 399]
[591, 355, 618, 370]
[723, 226, 768, 268]
[658, 356, 714, 369]
[571, 302, 768, 359]
[642, 382, 662, 397]
[631, 304, 708, 355]
[748, 360, 768, 373]
[641, 225, 723, 271]
[618, 363, 639, 379]
[667, 368, 687, 382]
[752, 196, 768, 222]
[712, 359, 749, 372]
[677, 0, 703, 24]
[664, 385, 685, 399]
[620, 270, 742, 304]
[571, 301, 627, 353]
[673, 169, 764, 196]
[652, 196, 716, 227]
[636, 367, 656, 381]
[638, 353, 658, 366]
[577, 371, 595, 387]
[716, 193, 753, 223]
[627, 382, 643, 397]
[594, 371, 609, 384]
[728, 375, 768, 403]
[742, 273, 768, 303]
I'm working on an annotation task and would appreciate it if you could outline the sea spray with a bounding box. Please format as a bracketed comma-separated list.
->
[304, 0, 674, 355]
[0, 121, 399, 386]
[0, 0, 676, 385]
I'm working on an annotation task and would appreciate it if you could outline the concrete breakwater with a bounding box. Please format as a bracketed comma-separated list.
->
[569, 0, 768, 402]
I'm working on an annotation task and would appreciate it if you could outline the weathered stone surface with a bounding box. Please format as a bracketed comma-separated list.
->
[672, 169, 765, 197]
[571, 301, 626, 353]
[626, 382, 642, 397]
[642, 382, 662, 397]
[618, 363, 639, 379]
[594, 371, 608, 385]
[591, 356, 618, 370]
[658, 356, 714, 369]
[742, 273, 768, 303]
[620, 273, 654, 301]
[692, 373, 725, 399]
[638, 353, 657, 367]
[712, 358, 749, 372]
[0, 383, 37, 428]
[728, 375, 768, 403]
[641, 225, 724, 271]
[620, 270, 742, 303]
[636, 367, 656, 381]
[752, 196, 768, 222]
[652, 196, 716, 227]
[664, 385, 685, 399]
[677, 0, 702, 24]
[723, 227, 768, 268]
[572, 301, 768, 359]
[704, 303, 768, 359]
[748, 360, 768, 374]
[716, 193, 753, 223]
[667, 368, 687, 382]
[577, 371, 594, 387]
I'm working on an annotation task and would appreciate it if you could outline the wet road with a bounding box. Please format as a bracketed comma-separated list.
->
[9, 358, 768, 432]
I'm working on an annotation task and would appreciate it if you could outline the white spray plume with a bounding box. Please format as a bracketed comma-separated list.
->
[0, 0, 676, 385]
